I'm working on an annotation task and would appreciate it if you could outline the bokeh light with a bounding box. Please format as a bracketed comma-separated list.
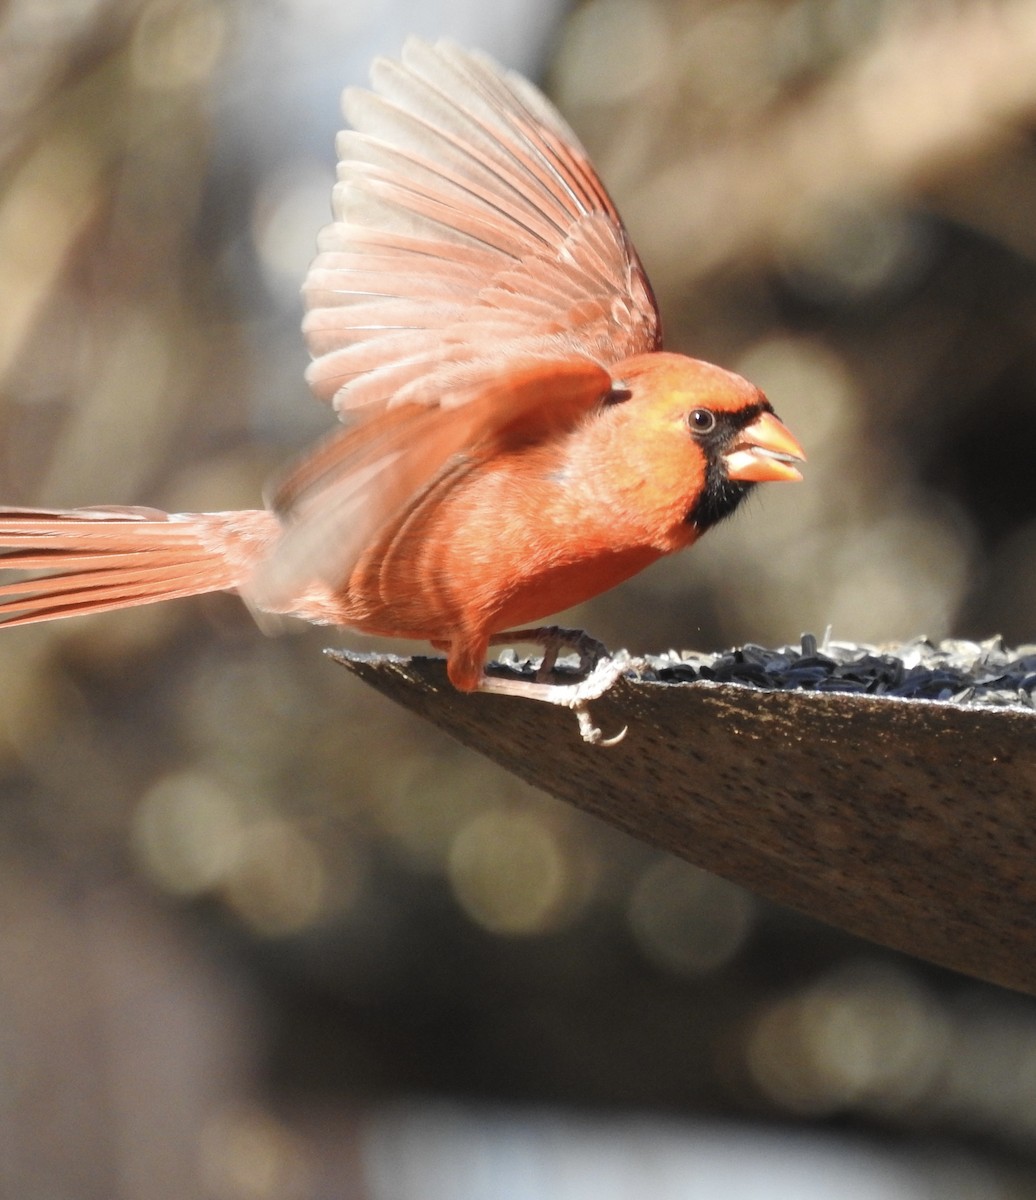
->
[199, 1105, 314, 1200]
[628, 856, 756, 978]
[133, 769, 245, 896]
[746, 962, 949, 1118]
[221, 818, 327, 936]
[447, 809, 584, 936]
[129, 0, 229, 91]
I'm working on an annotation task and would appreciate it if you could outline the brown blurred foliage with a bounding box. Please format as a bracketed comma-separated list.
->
[1, 1, 1036, 1196]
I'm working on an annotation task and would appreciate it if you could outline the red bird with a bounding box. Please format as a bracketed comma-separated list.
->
[0, 39, 804, 742]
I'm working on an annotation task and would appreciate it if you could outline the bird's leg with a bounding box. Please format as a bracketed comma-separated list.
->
[479, 627, 635, 746]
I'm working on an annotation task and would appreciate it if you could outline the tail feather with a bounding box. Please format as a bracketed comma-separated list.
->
[0, 506, 279, 627]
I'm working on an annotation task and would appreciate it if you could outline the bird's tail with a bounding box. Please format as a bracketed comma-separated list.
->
[0, 506, 280, 627]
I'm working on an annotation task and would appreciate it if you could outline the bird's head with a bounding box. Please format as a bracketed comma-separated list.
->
[604, 352, 805, 541]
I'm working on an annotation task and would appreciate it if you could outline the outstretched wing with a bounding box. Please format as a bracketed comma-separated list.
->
[254, 40, 660, 611]
[301, 37, 661, 417]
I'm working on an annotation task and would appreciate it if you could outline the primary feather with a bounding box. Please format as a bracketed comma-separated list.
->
[301, 37, 660, 418]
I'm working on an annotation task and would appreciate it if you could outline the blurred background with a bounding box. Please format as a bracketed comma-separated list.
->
[1, 1, 1036, 1196]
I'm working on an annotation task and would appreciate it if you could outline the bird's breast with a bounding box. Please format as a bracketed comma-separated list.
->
[334, 446, 676, 642]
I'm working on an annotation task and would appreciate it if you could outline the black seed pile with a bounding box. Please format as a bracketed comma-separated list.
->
[639, 634, 1036, 710]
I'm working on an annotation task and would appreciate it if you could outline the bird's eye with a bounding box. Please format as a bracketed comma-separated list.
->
[688, 408, 717, 434]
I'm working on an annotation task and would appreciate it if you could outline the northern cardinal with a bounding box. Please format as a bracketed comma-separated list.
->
[0, 39, 804, 743]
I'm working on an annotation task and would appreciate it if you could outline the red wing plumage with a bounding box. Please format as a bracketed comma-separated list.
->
[255, 358, 613, 612]
[255, 38, 661, 607]
[301, 37, 661, 417]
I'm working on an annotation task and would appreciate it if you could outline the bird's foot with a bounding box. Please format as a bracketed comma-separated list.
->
[487, 625, 610, 681]
[481, 629, 635, 745]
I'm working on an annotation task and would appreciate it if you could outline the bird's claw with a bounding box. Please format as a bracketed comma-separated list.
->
[575, 706, 628, 747]
[479, 642, 635, 745]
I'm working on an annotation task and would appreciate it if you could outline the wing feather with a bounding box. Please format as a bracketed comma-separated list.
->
[261, 40, 658, 611]
[253, 358, 614, 613]
[302, 37, 661, 416]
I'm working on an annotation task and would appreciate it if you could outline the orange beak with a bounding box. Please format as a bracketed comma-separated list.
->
[723, 411, 806, 483]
